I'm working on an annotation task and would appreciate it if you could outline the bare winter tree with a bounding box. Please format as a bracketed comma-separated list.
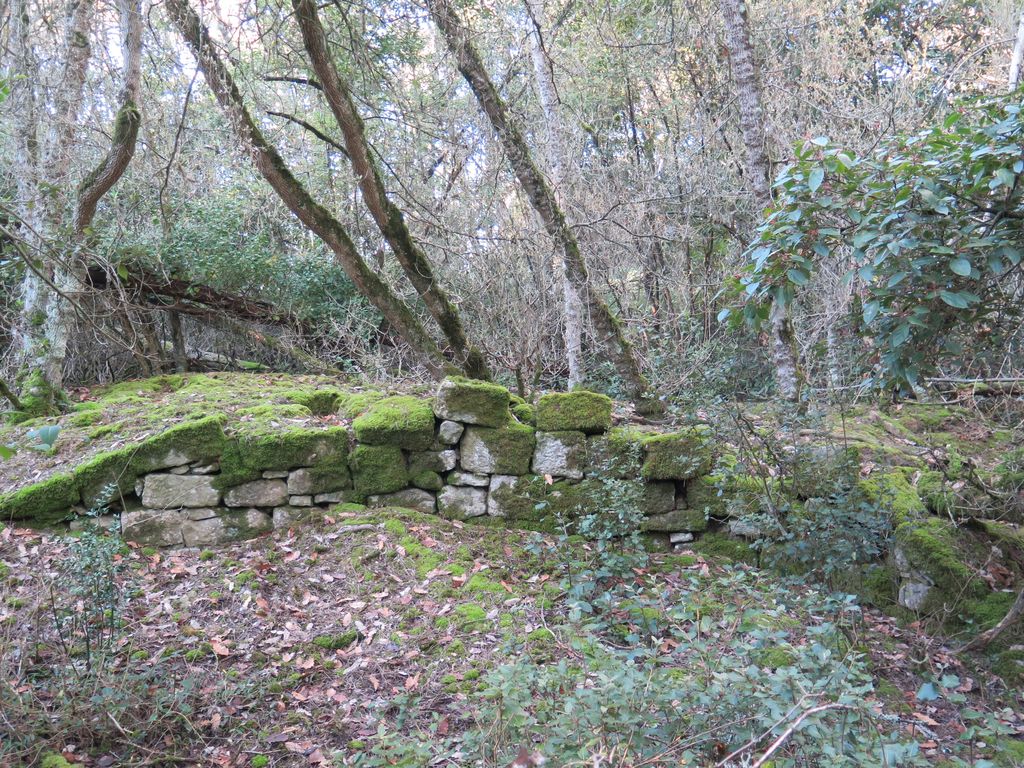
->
[427, 0, 656, 407]
[291, 0, 490, 379]
[10, 0, 144, 412]
[165, 0, 454, 375]
[718, 0, 803, 401]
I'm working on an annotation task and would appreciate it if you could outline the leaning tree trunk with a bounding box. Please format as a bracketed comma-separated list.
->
[165, 0, 449, 373]
[13, 0, 96, 412]
[718, 0, 803, 402]
[523, 0, 584, 389]
[428, 0, 654, 407]
[291, 0, 488, 380]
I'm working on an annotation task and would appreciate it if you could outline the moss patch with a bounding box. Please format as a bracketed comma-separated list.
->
[353, 395, 435, 450]
[535, 391, 612, 434]
[434, 376, 510, 427]
[641, 427, 715, 481]
[0, 472, 80, 524]
[350, 445, 408, 495]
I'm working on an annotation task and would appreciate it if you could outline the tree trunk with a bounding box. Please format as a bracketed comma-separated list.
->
[523, 0, 584, 389]
[291, 0, 489, 380]
[12, 0, 96, 412]
[718, 0, 802, 401]
[1010, 5, 1024, 90]
[165, 0, 449, 374]
[168, 311, 189, 373]
[428, 0, 654, 406]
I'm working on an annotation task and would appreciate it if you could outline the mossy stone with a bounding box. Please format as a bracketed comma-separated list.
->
[0, 472, 79, 524]
[461, 423, 536, 475]
[641, 426, 715, 480]
[219, 425, 348, 488]
[857, 469, 927, 524]
[511, 402, 535, 424]
[411, 470, 444, 491]
[353, 395, 435, 450]
[690, 532, 757, 564]
[894, 517, 988, 605]
[535, 391, 612, 434]
[433, 376, 510, 427]
[642, 507, 707, 533]
[336, 391, 386, 419]
[282, 387, 346, 415]
[350, 445, 408, 495]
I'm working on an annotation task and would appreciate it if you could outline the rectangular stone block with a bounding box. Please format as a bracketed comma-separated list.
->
[224, 479, 288, 508]
[141, 474, 221, 509]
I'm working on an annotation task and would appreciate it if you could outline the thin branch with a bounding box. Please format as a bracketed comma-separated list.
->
[265, 110, 350, 157]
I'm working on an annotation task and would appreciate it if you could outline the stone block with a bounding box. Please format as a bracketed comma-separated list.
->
[287, 465, 351, 495]
[141, 474, 220, 509]
[224, 479, 288, 508]
[367, 488, 437, 515]
[535, 391, 612, 434]
[642, 482, 676, 515]
[290, 495, 314, 507]
[352, 395, 435, 450]
[642, 507, 707, 533]
[437, 485, 487, 519]
[121, 508, 185, 547]
[438, 420, 465, 445]
[433, 377, 510, 427]
[642, 427, 715, 481]
[350, 445, 408, 495]
[532, 431, 586, 479]
[448, 471, 489, 487]
[461, 423, 535, 475]
[408, 450, 458, 474]
[181, 508, 272, 547]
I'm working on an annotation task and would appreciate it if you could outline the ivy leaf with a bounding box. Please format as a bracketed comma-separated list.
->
[916, 682, 940, 701]
[863, 300, 880, 325]
[949, 258, 972, 277]
[0, 444, 13, 460]
[786, 268, 809, 286]
[890, 323, 911, 348]
[993, 168, 1016, 188]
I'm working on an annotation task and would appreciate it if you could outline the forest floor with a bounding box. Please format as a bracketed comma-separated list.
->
[2, 505, 1023, 767]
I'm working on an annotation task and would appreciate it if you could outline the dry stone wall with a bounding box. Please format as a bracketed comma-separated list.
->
[1, 377, 718, 549]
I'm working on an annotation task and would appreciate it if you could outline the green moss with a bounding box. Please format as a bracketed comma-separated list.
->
[219, 424, 347, 487]
[642, 507, 708, 533]
[68, 409, 103, 427]
[994, 739, 1024, 768]
[894, 517, 987, 602]
[411, 470, 443, 491]
[686, 471, 765, 519]
[353, 395, 435, 450]
[350, 444, 408, 495]
[236, 403, 312, 420]
[641, 427, 715, 481]
[282, 387, 346, 415]
[690, 532, 757, 564]
[535, 391, 612, 434]
[336, 391, 386, 419]
[40, 754, 74, 768]
[435, 376, 511, 427]
[754, 646, 797, 669]
[0, 472, 79, 524]
[463, 574, 505, 594]
[454, 602, 488, 629]
[199, 550, 216, 561]
[87, 424, 118, 440]
[312, 630, 358, 650]
[962, 591, 1016, 633]
[993, 649, 1024, 686]
[251, 756, 270, 768]
[857, 469, 926, 524]
[511, 402, 535, 424]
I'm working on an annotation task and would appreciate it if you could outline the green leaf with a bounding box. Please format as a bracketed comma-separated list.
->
[786, 268, 809, 286]
[808, 167, 825, 193]
[0, 444, 13, 460]
[993, 168, 1016, 188]
[916, 682, 940, 701]
[949, 258, 972, 277]
[939, 290, 969, 308]
[862, 300, 880, 324]
[890, 323, 911, 348]
[116, 263, 129, 280]
[716, 308, 731, 323]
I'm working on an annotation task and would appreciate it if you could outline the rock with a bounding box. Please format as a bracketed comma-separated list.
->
[168, 465, 190, 475]
[290, 495, 314, 507]
[642, 507, 707, 533]
[367, 488, 437, 515]
[190, 463, 220, 475]
[411, 471, 444, 491]
[487, 474, 530, 518]
[641, 427, 715, 481]
[898, 580, 932, 610]
[448, 471, 490, 487]
[728, 518, 762, 539]
[287, 466, 351, 495]
[642, 482, 676, 515]
[437, 485, 487, 519]
[433, 377, 510, 427]
[70, 514, 117, 532]
[352, 395, 436, 450]
[181, 508, 272, 547]
[140, 449, 192, 473]
[350, 445, 408, 495]
[670, 532, 695, 544]
[532, 431, 586, 479]
[141, 474, 221, 509]
[262, 470, 290, 479]
[438, 420, 465, 445]
[460, 423, 535, 475]
[535, 391, 613, 434]
[314, 491, 349, 504]
[224, 479, 288, 508]
[408, 450, 458, 474]
[273, 506, 320, 527]
[121, 508, 186, 547]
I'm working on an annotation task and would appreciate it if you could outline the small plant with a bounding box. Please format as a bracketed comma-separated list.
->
[26, 424, 60, 452]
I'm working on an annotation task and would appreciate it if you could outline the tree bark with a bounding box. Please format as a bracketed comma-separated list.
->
[291, 0, 489, 379]
[165, 0, 449, 374]
[1010, 5, 1024, 90]
[428, 0, 654, 405]
[523, 0, 584, 389]
[718, 0, 803, 402]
